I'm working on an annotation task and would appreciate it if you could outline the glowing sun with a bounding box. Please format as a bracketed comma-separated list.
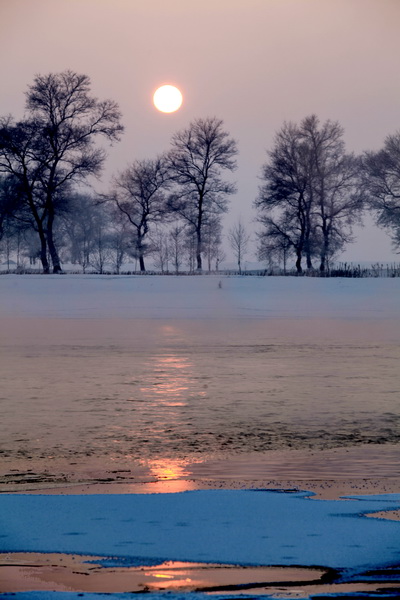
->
[153, 85, 183, 113]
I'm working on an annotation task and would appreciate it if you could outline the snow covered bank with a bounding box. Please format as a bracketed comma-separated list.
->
[1, 274, 400, 321]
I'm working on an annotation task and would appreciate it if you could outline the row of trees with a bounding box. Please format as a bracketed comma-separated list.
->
[0, 192, 237, 274]
[0, 71, 239, 273]
[0, 70, 399, 274]
[108, 115, 238, 272]
[0, 180, 249, 275]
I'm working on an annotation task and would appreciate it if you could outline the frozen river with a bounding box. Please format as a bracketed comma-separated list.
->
[1, 275, 399, 475]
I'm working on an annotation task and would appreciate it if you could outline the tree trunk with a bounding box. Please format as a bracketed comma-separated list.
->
[16, 231, 22, 268]
[136, 231, 146, 272]
[38, 230, 50, 274]
[47, 230, 62, 273]
[196, 229, 202, 271]
[295, 249, 303, 274]
[305, 233, 313, 269]
[196, 199, 203, 271]
[319, 222, 330, 274]
[319, 249, 326, 273]
[45, 206, 62, 273]
[28, 198, 50, 273]
[319, 238, 329, 274]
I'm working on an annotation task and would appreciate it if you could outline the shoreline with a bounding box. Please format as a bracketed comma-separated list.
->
[1, 553, 399, 597]
[2, 447, 400, 597]
[2, 444, 400, 501]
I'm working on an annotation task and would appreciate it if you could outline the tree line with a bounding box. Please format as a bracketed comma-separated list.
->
[0, 70, 399, 274]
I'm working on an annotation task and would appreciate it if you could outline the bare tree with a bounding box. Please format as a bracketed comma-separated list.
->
[363, 132, 400, 252]
[184, 228, 197, 273]
[91, 213, 112, 274]
[22, 228, 41, 267]
[61, 194, 100, 272]
[257, 229, 292, 274]
[167, 117, 237, 271]
[301, 115, 363, 272]
[255, 121, 311, 274]
[228, 219, 250, 274]
[0, 175, 34, 269]
[108, 209, 131, 274]
[0, 218, 15, 269]
[202, 216, 223, 272]
[151, 227, 170, 273]
[0, 176, 19, 239]
[0, 70, 123, 272]
[168, 224, 186, 274]
[111, 156, 168, 272]
[214, 245, 226, 272]
[255, 115, 363, 273]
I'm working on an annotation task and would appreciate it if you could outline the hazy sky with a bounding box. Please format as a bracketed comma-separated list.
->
[1, 0, 400, 264]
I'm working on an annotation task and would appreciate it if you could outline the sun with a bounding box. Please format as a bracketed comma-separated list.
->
[153, 85, 183, 113]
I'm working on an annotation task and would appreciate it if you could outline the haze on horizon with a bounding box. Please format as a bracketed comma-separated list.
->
[1, 0, 400, 265]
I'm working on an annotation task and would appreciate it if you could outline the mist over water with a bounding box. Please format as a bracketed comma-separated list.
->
[1, 275, 399, 467]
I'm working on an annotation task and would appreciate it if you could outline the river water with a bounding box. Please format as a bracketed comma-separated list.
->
[1, 310, 399, 468]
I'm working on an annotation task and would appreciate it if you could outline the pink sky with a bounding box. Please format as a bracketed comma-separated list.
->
[1, 0, 400, 264]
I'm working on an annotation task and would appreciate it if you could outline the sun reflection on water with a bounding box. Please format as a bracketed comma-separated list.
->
[139, 353, 202, 408]
[143, 356, 190, 406]
[147, 457, 190, 480]
[139, 457, 198, 493]
[124, 325, 208, 486]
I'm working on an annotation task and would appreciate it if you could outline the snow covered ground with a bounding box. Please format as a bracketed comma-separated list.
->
[1, 273, 400, 321]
